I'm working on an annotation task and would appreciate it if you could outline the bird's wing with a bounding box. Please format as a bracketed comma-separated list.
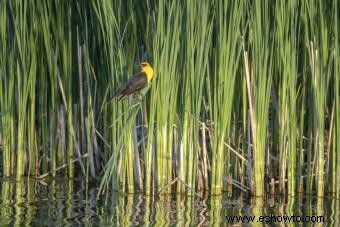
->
[113, 72, 148, 99]
[123, 72, 148, 94]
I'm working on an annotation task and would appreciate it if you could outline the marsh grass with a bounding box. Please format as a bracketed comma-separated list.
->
[0, 0, 339, 198]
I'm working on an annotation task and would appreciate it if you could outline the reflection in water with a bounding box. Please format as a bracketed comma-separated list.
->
[0, 178, 338, 226]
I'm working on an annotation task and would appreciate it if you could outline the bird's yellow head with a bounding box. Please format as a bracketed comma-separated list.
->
[140, 62, 154, 83]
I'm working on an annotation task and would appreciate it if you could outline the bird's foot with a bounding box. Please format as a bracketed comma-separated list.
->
[133, 93, 144, 101]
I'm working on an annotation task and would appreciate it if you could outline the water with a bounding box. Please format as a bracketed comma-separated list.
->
[0, 177, 338, 226]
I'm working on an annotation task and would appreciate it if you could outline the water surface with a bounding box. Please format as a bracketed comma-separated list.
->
[0, 178, 338, 226]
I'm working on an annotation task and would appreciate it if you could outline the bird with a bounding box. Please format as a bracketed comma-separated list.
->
[110, 61, 154, 101]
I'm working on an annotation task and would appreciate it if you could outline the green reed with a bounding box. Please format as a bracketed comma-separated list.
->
[209, 0, 245, 195]
[245, 0, 274, 196]
[275, 0, 299, 196]
[178, 0, 213, 195]
[0, 0, 339, 198]
[303, 0, 332, 197]
[151, 0, 182, 194]
[331, 0, 340, 197]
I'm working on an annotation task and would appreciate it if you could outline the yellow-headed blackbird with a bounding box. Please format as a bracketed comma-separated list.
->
[110, 62, 154, 101]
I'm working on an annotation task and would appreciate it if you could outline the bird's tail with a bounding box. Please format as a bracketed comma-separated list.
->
[107, 92, 120, 103]
[108, 89, 126, 103]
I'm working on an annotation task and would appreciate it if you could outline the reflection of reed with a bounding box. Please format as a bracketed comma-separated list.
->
[197, 198, 208, 227]
[144, 196, 151, 226]
[210, 195, 222, 226]
[86, 186, 98, 218]
[14, 181, 24, 226]
[131, 194, 143, 226]
[0, 179, 335, 226]
[285, 195, 295, 225]
[316, 197, 324, 227]
[121, 194, 133, 226]
[0, 180, 14, 226]
[251, 197, 263, 227]
[161, 195, 172, 226]
[65, 179, 74, 224]
[176, 195, 185, 226]
[26, 179, 37, 225]
[328, 198, 339, 227]
[155, 196, 164, 226]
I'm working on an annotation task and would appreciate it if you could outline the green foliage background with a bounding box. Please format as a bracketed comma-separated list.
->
[0, 0, 339, 197]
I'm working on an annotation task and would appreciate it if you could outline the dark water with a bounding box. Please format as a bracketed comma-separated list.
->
[0, 178, 338, 226]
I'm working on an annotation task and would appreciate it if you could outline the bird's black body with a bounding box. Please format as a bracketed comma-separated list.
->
[112, 72, 148, 100]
